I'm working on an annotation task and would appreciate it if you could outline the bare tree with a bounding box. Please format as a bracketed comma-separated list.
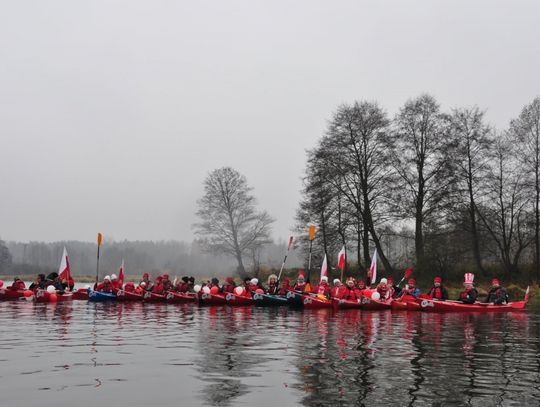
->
[194, 167, 274, 278]
[449, 107, 493, 274]
[390, 94, 453, 271]
[510, 97, 540, 278]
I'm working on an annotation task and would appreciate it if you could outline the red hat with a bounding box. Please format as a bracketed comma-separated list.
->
[298, 273, 305, 279]
[434, 277, 442, 284]
[408, 278, 416, 286]
[491, 278, 500, 286]
[464, 273, 474, 284]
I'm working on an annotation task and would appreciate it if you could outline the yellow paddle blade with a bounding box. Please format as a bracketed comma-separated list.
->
[97, 232, 103, 247]
[308, 225, 316, 241]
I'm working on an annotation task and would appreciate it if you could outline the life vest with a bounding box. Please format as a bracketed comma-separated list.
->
[341, 287, 359, 301]
[429, 287, 444, 300]
[267, 283, 278, 295]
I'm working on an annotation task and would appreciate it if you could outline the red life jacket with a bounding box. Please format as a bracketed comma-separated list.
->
[267, 283, 278, 295]
[278, 285, 290, 296]
[222, 284, 235, 293]
[341, 286, 360, 301]
[97, 282, 113, 293]
[315, 284, 331, 297]
[429, 287, 443, 300]
[460, 288, 471, 300]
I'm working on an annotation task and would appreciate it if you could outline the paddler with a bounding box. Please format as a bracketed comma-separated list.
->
[387, 276, 401, 299]
[29, 274, 47, 291]
[222, 277, 236, 293]
[135, 282, 146, 294]
[243, 277, 252, 291]
[152, 276, 164, 294]
[110, 274, 121, 292]
[96, 275, 114, 293]
[313, 276, 331, 298]
[459, 273, 478, 304]
[124, 282, 136, 293]
[140, 273, 152, 291]
[161, 274, 173, 292]
[376, 278, 390, 300]
[277, 278, 291, 296]
[267, 274, 278, 295]
[401, 279, 421, 298]
[10, 277, 26, 290]
[293, 273, 309, 292]
[427, 277, 448, 300]
[249, 278, 261, 292]
[340, 277, 361, 301]
[331, 279, 343, 298]
[46, 272, 65, 293]
[173, 276, 189, 292]
[485, 278, 508, 305]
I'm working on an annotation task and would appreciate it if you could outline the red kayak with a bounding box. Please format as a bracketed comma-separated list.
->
[416, 298, 527, 313]
[72, 288, 89, 301]
[360, 296, 392, 310]
[116, 289, 143, 301]
[198, 292, 227, 306]
[34, 289, 73, 303]
[391, 295, 421, 311]
[302, 294, 333, 309]
[225, 293, 254, 306]
[165, 291, 196, 303]
[0, 288, 25, 301]
[332, 297, 362, 309]
[143, 291, 166, 303]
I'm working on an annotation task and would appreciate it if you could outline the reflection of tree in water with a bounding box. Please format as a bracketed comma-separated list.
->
[194, 306, 273, 407]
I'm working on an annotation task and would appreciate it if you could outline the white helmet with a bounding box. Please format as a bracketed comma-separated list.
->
[333, 279, 341, 285]
[250, 278, 259, 285]
[380, 278, 388, 285]
[321, 276, 328, 283]
[104, 275, 111, 281]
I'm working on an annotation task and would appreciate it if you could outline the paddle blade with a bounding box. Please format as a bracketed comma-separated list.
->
[308, 225, 316, 241]
[97, 232, 103, 247]
[404, 268, 413, 279]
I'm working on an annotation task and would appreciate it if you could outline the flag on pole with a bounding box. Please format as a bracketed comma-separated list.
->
[369, 249, 377, 284]
[287, 236, 294, 250]
[337, 246, 346, 271]
[320, 254, 328, 280]
[58, 247, 71, 283]
[118, 259, 125, 286]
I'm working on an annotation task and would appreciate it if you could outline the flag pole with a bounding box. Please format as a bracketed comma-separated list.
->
[95, 233, 103, 287]
[306, 225, 316, 284]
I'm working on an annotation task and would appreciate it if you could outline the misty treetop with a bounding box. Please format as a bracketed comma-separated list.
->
[297, 94, 540, 282]
[194, 167, 275, 278]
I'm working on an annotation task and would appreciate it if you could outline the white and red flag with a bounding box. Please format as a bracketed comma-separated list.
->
[58, 247, 71, 283]
[337, 246, 346, 271]
[320, 254, 328, 280]
[369, 249, 377, 284]
[118, 259, 125, 286]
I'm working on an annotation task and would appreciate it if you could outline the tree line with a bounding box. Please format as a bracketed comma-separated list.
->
[296, 94, 540, 283]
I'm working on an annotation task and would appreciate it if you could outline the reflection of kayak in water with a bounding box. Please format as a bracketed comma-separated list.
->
[415, 298, 527, 313]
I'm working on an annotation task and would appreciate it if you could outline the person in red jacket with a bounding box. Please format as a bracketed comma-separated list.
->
[293, 273, 309, 292]
[222, 277, 236, 293]
[124, 282, 136, 293]
[428, 277, 448, 300]
[10, 277, 26, 290]
[96, 275, 114, 293]
[331, 279, 343, 298]
[110, 274, 121, 292]
[152, 276, 164, 294]
[162, 274, 173, 292]
[135, 282, 146, 294]
[140, 273, 152, 291]
[267, 274, 278, 295]
[313, 276, 331, 298]
[277, 278, 291, 296]
[340, 277, 361, 301]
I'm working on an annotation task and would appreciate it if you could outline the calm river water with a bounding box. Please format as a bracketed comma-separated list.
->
[1, 300, 539, 406]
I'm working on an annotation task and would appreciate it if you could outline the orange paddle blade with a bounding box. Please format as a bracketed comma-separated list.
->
[97, 232, 103, 247]
[308, 225, 316, 241]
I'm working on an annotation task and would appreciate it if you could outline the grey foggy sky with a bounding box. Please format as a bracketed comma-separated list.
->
[1, 0, 539, 243]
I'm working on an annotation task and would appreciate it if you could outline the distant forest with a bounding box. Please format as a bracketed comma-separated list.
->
[1, 239, 302, 279]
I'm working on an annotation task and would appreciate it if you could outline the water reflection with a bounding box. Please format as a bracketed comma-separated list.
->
[0, 301, 540, 406]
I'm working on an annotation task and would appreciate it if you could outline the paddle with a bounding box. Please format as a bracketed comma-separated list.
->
[396, 268, 413, 287]
[306, 225, 316, 287]
[276, 236, 294, 286]
[95, 232, 103, 289]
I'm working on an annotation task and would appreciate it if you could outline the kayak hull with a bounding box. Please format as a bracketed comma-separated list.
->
[33, 289, 73, 303]
[302, 295, 333, 309]
[416, 298, 527, 313]
[0, 288, 25, 301]
[225, 293, 254, 306]
[391, 295, 421, 311]
[72, 288, 89, 301]
[116, 290, 144, 301]
[253, 293, 288, 307]
[198, 293, 227, 306]
[361, 297, 392, 310]
[286, 291, 304, 308]
[143, 291, 166, 303]
[88, 289, 116, 302]
[165, 291, 197, 303]
[332, 297, 362, 309]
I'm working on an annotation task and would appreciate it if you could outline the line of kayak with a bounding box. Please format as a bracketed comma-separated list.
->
[1, 287, 527, 313]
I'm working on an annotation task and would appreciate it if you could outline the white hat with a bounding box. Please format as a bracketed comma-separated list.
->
[140, 282, 146, 287]
[111, 274, 118, 280]
[250, 278, 259, 285]
[104, 275, 111, 281]
[321, 276, 328, 282]
[333, 278, 341, 285]
[380, 278, 387, 284]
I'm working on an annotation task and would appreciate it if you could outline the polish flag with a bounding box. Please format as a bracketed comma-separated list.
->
[337, 246, 346, 271]
[118, 259, 125, 286]
[320, 254, 328, 280]
[58, 247, 71, 283]
[369, 249, 377, 284]
[287, 236, 294, 251]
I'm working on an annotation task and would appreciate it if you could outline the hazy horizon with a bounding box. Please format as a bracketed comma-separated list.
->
[2, 0, 539, 243]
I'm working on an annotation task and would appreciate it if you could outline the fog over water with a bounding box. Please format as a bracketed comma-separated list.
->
[1, 0, 540, 243]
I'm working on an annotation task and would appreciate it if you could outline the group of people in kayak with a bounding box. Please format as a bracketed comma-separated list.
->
[65, 269, 510, 305]
[5, 273, 75, 294]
